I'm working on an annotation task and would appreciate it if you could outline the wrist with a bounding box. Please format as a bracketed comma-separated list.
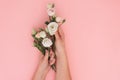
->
[56, 52, 68, 63]
[33, 72, 45, 80]
[38, 73, 45, 80]
[35, 68, 46, 80]
[55, 49, 66, 56]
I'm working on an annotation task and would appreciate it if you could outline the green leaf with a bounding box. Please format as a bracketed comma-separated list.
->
[51, 64, 56, 72]
[38, 46, 45, 55]
[39, 28, 43, 31]
[33, 41, 46, 55]
[45, 21, 49, 25]
[31, 28, 37, 36]
[51, 16, 56, 22]
[33, 42, 37, 47]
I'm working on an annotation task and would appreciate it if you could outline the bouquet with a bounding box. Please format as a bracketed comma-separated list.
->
[32, 3, 65, 71]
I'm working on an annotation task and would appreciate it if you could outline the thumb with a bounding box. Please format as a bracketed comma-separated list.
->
[55, 31, 60, 40]
[58, 27, 65, 40]
[44, 50, 49, 60]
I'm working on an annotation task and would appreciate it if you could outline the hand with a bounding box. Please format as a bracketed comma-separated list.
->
[55, 27, 66, 58]
[33, 50, 55, 80]
[55, 27, 72, 80]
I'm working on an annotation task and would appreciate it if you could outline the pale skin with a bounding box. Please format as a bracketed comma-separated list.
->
[33, 27, 72, 80]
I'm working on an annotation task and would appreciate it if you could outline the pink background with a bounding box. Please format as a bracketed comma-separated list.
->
[0, 0, 120, 80]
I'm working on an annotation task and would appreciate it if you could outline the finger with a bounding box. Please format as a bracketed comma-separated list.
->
[39, 54, 44, 59]
[50, 49, 53, 54]
[39, 54, 44, 64]
[55, 31, 60, 40]
[50, 50, 55, 58]
[44, 66, 50, 76]
[58, 27, 65, 40]
[44, 50, 49, 61]
[50, 53, 55, 58]
[49, 57, 55, 65]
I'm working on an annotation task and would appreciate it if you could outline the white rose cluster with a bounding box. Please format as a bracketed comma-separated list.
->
[32, 3, 66, 71]
[35, 22, 59, 48]
[33, 3, 65, 48]
[35, 30, 53, 48]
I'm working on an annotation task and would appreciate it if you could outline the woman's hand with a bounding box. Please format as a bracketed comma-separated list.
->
[33, 27, 71, 80]
[55, 27, 66, 58]
[55, 27, 72, 80]
[33, 50, 55, 80]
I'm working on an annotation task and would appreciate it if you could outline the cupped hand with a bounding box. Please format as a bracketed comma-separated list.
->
[33, 50, 55, 80]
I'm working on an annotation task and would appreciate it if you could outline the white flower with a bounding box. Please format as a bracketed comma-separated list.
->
[35, 31, 46, 38]
[47, 8, 55, 16]
[56, 17, 62, 22]
[47, 22, 58, 35]
[39, 31, 46, 38]
[42, 38, 53, 47]
[47, 3, 54, 9]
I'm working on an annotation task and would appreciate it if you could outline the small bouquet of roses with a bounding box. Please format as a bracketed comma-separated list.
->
[32, 3, 65, 71]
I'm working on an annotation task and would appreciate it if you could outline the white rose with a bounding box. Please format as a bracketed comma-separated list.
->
[39, 31, 46, 38]
[47, 22, 58, 35]
[47, 8, 55, 16]
[35, 31, 46, 38]
[56, 17, 62, 22]
[42, 38, 53, 47]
